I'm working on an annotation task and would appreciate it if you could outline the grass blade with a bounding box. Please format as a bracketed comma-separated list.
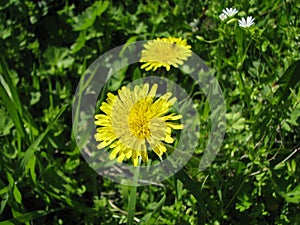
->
[20, 104, 68, 172]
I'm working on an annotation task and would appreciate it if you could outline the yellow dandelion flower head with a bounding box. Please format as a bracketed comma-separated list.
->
[94, 83, 183, 167]
[140, 37, 192, 71]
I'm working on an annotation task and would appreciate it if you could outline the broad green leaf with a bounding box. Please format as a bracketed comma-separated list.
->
[72, 1, 109, 31]
[279, 184, 300, 204]
[43, 46, 74, 70]
[12, 185, 22, 204]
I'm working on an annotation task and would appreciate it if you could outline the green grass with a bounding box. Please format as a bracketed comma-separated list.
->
[0, 0, 300, 224]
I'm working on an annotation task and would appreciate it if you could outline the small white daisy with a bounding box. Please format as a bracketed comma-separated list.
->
[219, 13, 228, 21]
[222, 8, 238, 17]
[238, 16, 255, 28]
[189, 18, 199, 31]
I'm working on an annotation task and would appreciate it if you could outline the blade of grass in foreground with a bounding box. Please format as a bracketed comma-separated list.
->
[0, 78, 26, 137]
[0, 57, 23, 116]
[20, 104, 68, 173]
[0, 57, 39, 139]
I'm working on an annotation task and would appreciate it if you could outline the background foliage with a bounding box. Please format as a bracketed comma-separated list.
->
[0, 0, 299, 224]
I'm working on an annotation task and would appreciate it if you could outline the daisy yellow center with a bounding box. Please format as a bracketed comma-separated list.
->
[128, 99, 151, 139]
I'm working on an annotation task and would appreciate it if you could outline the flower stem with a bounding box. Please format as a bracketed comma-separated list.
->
[127, 157, 141, 225]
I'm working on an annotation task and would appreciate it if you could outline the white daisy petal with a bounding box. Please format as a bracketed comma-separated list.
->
[222, 8, 238, 17]
[219, 13, 228, 21]
[238, 16, 255, 28]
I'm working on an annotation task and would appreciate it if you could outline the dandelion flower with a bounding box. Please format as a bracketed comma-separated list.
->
[140, 37, 192, 71]
[238, 16, 255, 28]
[94, 83, 183, 167]
[219, 13, 228, 21]
[222, 8, 238, 17]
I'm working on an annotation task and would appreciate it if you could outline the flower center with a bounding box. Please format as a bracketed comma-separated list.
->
[156, 44, 177, 61]
[128, 99, 151, 139]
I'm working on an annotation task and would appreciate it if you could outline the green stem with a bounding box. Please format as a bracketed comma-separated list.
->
[47, 77, 53, 110]
[237, 39, 253, 119]
[127, 157, 141, 225]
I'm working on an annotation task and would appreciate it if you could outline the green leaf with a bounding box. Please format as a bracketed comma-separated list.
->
[261, 39, 270, 52]
[71, 30, 87, 53]
[43, 47, 74, 70]
[286, 108, 300, 126]
[0, 57, 39, 136]
[29, 92, 41, 105]
[0, 209, 58, 224]
[27, 155, 37, 184]
[235, 193, 252, 212]
[280, 184, 300, 204]
[0, 72, 25, 137]
[0, 107, 14, 136]
[275, 59, 300, 101]
[0, 192, 9, 216]
[6, 172, 22, 204]
[12, 184, 22, 204]
[72, 1, 109, 31]
[138, 194, 166, 224]
[0, 57, 23, 116]
[235, 27, 245, 58]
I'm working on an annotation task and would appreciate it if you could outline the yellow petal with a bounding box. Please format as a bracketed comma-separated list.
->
[167, 122, 183, 130]
[164, 135, 174, 143]
[117, 153, 125, 162]
[141, 150, 148, 163]
[100, 103, 112, 114]
[109, 147, 121, 159]
[132, 151, 138, 167]
[148, 83, 158, 97]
